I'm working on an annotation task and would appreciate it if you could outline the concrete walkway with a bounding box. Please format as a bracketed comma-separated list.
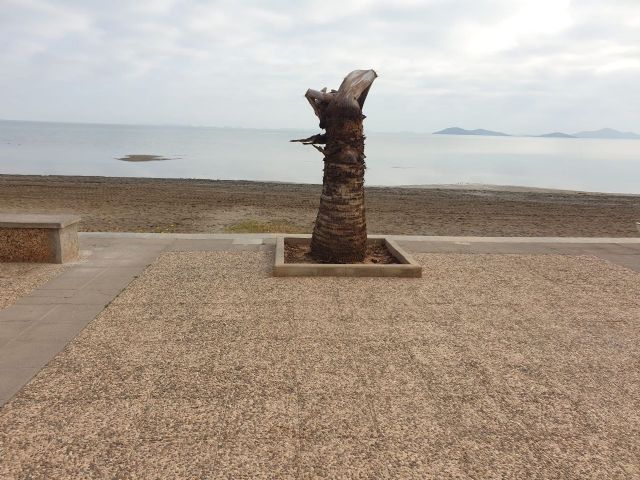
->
[0, 232, 638, 407]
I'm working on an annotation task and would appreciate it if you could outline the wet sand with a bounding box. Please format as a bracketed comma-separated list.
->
[0, 175, 638, 236]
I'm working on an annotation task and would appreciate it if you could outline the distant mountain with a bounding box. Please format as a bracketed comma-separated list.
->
[573, 128, 640, 139]
[434, 127, 510, 137]
[538, 132, 576, 138]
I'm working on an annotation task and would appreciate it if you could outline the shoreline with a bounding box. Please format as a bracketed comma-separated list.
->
[1, 174, 639, 237]
[3, 172, 639, 196]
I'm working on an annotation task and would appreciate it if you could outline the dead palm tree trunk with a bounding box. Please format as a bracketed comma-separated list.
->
[292, 69, 377, 263]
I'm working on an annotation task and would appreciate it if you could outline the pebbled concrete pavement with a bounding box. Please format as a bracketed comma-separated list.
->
[0, 237, 639, 478]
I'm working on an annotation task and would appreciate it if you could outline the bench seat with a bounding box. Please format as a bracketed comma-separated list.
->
[0, 214, 81, 263]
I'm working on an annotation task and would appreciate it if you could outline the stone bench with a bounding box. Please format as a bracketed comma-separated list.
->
[0, 214, 81, 263]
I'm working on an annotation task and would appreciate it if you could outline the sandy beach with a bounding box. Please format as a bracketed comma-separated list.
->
[1, 174, 638, 237]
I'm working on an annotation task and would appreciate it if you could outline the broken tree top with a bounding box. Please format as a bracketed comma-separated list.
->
[292, 69, 378, 148]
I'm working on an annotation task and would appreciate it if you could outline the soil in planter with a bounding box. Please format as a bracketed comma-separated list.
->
[285, 239, 399, 264]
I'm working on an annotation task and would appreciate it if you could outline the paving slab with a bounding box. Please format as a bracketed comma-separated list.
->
[16, 290, 117, 306]
[36, 267, 104, 290]
[0, 367, 41, 405]
[15, 320, 89, 343]
[0, 304, 56, 323]
[0, 323, 29, 347]
[232, 238, 264, 245]
[399, 241, 567, 255]
[0, 338, 69, 370]
[166, 239, 234, 251]
[592, 253, 640, 273]
[78, 232, 640, 243]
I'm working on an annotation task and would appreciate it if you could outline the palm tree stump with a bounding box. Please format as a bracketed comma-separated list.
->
[292, 69, 377, 263]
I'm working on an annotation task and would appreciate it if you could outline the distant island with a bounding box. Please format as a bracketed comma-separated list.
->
[433, 127, 510, 137]
[572, 128, 640, 139]
[434, 126, 639, 139]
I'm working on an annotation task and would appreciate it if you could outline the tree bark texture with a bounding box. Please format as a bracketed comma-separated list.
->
[292, 69, 377, 263]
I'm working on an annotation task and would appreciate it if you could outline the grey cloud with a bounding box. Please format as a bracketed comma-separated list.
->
[0, 0, 638, 133]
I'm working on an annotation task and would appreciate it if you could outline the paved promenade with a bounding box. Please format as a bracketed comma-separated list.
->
[2, 232, 639, 406]
[1, 233, 639, 478]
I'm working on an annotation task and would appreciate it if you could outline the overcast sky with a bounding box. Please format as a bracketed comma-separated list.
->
[1, 0, 639, 133]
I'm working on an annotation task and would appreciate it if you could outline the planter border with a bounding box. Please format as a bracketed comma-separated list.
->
[273, 236, 422, 278]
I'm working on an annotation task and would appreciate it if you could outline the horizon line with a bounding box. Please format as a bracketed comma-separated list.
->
[1, 118, 638, 137]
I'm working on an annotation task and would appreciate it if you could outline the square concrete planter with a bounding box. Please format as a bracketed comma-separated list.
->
[274, 236, 422, 277]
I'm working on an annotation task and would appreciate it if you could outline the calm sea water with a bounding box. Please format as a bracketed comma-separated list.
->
[1, 120, 639, 193]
